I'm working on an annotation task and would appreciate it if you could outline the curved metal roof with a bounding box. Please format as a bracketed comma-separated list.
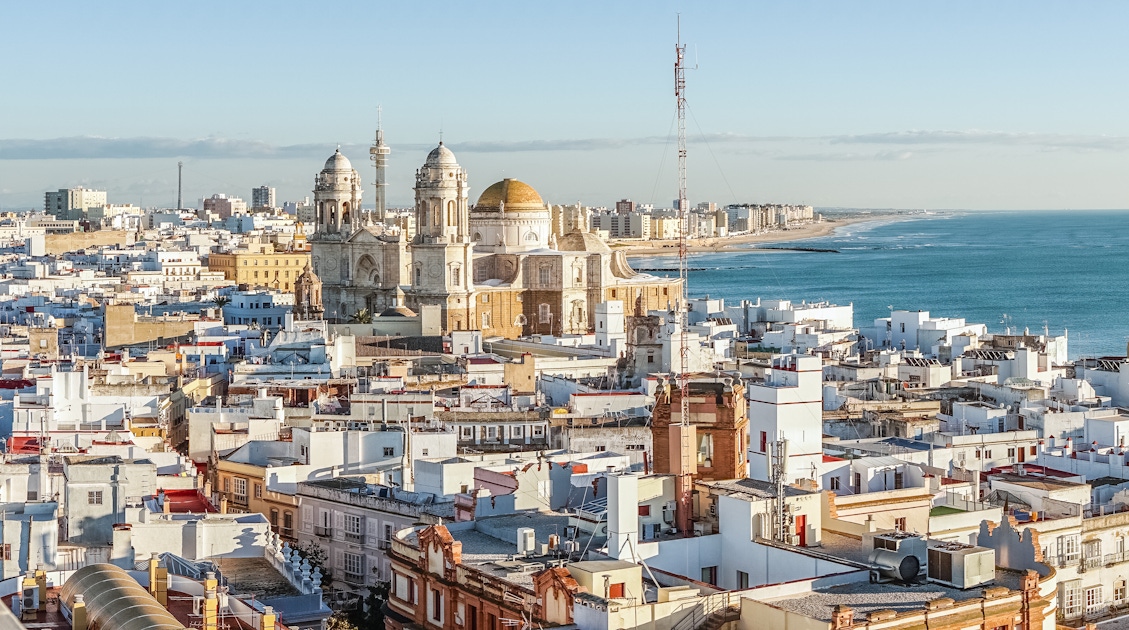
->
[60, 563, 185, 630]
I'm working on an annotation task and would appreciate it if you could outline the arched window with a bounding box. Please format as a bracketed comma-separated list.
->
[415, 266, 421, 285]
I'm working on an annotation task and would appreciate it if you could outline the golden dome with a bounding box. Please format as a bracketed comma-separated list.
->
[473, 179, 545, 214]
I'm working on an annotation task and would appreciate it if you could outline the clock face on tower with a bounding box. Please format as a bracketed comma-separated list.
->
[427, 260, 442, 279]
[324, 257, 338, 271]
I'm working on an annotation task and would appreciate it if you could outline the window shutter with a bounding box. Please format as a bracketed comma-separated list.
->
[335, 510, 345, 530]
[301, 505, 313, 531]
[335, 549, 344, 568]
[367, 518, 379, 538]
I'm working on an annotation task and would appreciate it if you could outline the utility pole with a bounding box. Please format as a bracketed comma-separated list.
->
[177, 161, 183, 210]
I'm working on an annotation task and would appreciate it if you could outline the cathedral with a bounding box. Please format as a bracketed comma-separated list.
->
[304, 138, 681, 338]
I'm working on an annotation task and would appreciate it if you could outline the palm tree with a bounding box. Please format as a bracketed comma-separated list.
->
[349, 308, 373, 324]
[212, 295, 231, 309]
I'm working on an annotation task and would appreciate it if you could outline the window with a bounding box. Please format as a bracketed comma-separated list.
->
[1116, 579, 1127, 603]
[830, 477, 841, 491]
[647, 354, 654, 364]
[430, 587, 443, 622]
[481, 294, 489, 303]
[893, 471, 904, 490]
[759, 431, 767, 453]
[512, 426, 523, 438]
[1086, 585, 1103, 615]
[460, 426, 473, 438]
[984, 449, 992, 459]
[533, 426, 544, 437]
[538, 303, 551, 324]
[894, 517, 906, 532]
[487, 426, 497, 440]
[383, 447, 395, 457]
[1060, 534, 1081, 562]
[270, 509, 279, 527]
[1085, 539, 1102, 562]
[481, 313, 491, 328]
[451, 267, 460, 285]
[1, 545, 10, 561]
[595, 445, 606, 452]
[283, 511, 293, 535]
[233, 477, 248, 502]
[88, 491, 103, 505]
[345, 514, 363, 535]
[538, 265, 551, 285]
[701, 566, 717, 586]
[344, 552, 364, 581]
[626, 444, 645, 451]
[1029, 445, 1037, 456]
[737, 570, 749, 589]
[223, 478, 231, 493]
[1007, 447, 1016, 458]
[639, 505, 651, 517]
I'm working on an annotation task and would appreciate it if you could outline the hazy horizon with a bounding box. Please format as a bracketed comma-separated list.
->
[4, 1, 1129, 212]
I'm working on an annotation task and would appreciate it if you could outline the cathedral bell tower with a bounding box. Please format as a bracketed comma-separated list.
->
[312, 148, 363, 239]
[409, 142, 475, 330]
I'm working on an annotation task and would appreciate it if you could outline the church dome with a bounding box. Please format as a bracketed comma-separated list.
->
[556, 231, 611, 253]
[324, 149, 352, 171]
[424, 142, 458, 167]
[474, 179, 545, 214]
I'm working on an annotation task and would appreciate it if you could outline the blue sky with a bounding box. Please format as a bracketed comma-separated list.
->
[2, 1, 1128, 210]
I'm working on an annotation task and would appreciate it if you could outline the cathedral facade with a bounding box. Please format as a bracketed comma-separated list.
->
[308, 142, 681, 339]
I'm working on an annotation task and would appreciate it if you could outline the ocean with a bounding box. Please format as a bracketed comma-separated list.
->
[629, 210, 1129, 360]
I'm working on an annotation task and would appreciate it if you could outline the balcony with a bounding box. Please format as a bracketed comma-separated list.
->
[342, 571, 365, 585]
[315, 526, 333, 538]
[378, 539, 391, 550]
[344, 531, 365, 544]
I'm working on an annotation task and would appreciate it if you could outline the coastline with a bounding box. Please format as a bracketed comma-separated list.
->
[616, 214, 914, 257]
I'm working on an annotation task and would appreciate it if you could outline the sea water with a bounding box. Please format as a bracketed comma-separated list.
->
[629, 210, 1129, 360]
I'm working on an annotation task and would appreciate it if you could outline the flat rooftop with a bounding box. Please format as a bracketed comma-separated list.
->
[444, 512, 605, 589]
[766, 568, 1026, 623]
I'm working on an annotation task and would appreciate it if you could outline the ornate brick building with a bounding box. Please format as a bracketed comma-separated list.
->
[651, 374, 749, 481]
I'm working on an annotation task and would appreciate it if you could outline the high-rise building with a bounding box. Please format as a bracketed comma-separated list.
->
[615, 198, 635, 215]
[202, 194, 248, 219]
[251, 186, 276, 210]
[44, 187, 107, 221]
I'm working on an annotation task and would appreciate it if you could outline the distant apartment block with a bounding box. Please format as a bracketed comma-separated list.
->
[44, 187, 107, 222]
[202, 193, 248, 219]
[251, 185, 277, 210]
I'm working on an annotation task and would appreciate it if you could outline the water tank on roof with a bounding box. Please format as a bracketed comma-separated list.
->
[869, 548, 921, 583]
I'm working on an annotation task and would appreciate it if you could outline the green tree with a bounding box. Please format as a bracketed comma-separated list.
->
[212, 295, 231, 309]
[344, 576, 389, 630]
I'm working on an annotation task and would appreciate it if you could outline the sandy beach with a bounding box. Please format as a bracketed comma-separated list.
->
[615, 214, 901, 257]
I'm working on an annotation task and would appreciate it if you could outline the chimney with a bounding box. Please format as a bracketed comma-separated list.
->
[71, 594, 87, 630]
[219, 495, 228, 514]
[607, 473, 640, 562]
[204, 572, 219, 630]
[148, 553, 168, 606]
[260, 606, 276, 630]
[832, 604, 854, 629]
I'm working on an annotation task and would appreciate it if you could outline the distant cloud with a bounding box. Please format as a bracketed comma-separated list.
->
[3, 130, 1128, 161]
[830, 130, 1129, 151]
[0, 133, 785, 160]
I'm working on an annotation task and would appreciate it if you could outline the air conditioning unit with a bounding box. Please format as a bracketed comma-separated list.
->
[927, 541, 996, 589]
[516, 527, 536, 555]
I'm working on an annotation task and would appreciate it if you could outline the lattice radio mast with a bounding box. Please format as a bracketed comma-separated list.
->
[674, 16, 695, 536]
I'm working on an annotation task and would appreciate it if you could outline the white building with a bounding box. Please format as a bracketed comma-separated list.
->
[747, 354, 824, 486]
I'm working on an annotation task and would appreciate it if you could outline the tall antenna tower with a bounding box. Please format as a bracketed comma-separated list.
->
[177, 161, 183, 210]
[370, 106, 391, 223]
[673, 16, 696, 536]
